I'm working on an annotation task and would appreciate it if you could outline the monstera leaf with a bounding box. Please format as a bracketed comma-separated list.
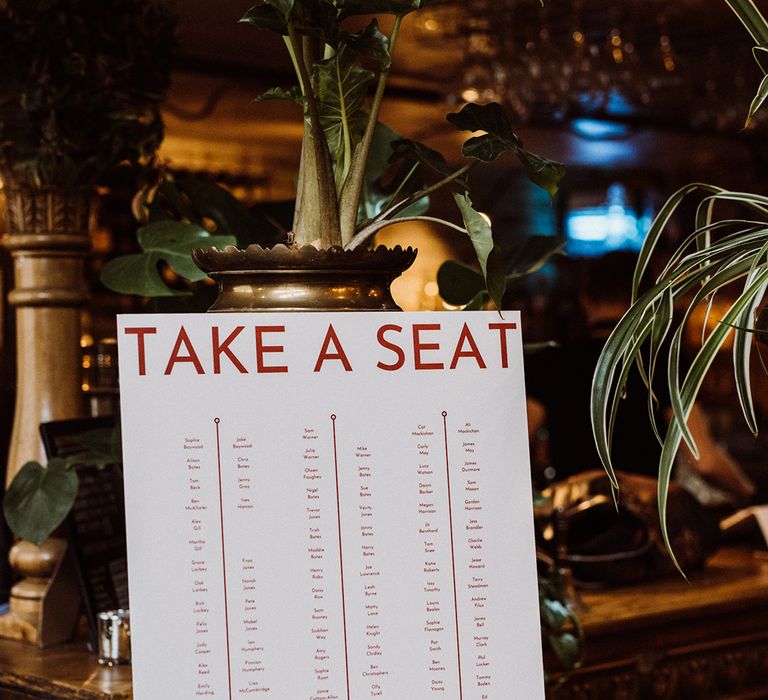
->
[4, 459, 78, 546]
[101, 221, 236, 297]
[448, 103, 565, 197]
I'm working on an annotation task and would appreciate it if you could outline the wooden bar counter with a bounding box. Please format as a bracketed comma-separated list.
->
[0, 548, 766, 698]
[548, 547, 768, 699]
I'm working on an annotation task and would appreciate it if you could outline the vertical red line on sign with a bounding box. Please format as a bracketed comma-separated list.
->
[214, 417, 233, 700]
[331, 414, 351, 700]
[442, 411, 464, 700]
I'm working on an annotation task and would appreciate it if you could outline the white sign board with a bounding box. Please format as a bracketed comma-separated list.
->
[117, 311, 543, 700]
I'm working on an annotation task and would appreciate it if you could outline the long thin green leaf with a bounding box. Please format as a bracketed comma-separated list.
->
[746, 72, 768, 125]
[733, 240, 768, 434]
[725, 0, 768, 45]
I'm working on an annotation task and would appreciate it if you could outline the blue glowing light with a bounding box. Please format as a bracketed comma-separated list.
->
[565, 183, 649, 257]
[571, 118, 632, 140]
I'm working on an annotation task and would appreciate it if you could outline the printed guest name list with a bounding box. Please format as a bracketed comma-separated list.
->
[118, 311, 544, 700]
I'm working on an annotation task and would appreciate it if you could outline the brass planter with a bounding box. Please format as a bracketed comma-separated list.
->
[192, 244, 417, 312]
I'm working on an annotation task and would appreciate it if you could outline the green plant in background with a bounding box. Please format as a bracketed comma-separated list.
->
[101, 0, 565, 311]
[4, 427, 122, 546]
[0, 0, 175, 189]
[591, 0, 768, 566]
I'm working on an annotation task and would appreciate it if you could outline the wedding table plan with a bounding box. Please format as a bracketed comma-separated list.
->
[117, 311, 544, 699]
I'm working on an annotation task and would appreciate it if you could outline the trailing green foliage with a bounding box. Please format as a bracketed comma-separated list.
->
[0, 0, 175, 189]
[591, 0, 768, 568]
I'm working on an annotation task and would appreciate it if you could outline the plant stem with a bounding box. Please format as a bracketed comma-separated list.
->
[375, 162, 477, 222]
[283, 36, 305, 94]
[345, 215, 468, 251]
[289, 29, 341, 247]
[380, 162, 419, 215]
[337, 14, 403, 246]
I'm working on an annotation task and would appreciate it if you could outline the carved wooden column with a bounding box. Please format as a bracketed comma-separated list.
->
[3, 187, 90, 478]
[0, 186, 90, 645]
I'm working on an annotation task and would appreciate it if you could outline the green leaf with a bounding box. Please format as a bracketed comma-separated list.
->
[726, 0, 768, 45]
[746, 72, 768, 125]
[453, 193, 506, 309]
[447, 102, 520, 146]
[486, 245, 507, 311]
[264, 0, 295, 15]
[753, 44, 768, 73]
[100, 221, 236, 297]
[514, 150, 567, 199]
[337, 0, 417, 19]
[343, 19, 391, 70]
[313, 48, 375, 183]
[463, 291, 489, 310]
[239, 4, 288, 33]
[447, 102, 565, 197]
[253, 86, 305, 106]
[389, 138, 467, 188]
[288, 0, 338, 44]
[4, 460, 78, 545]
[504, 235, 564, 277]
[437, 261, 485, 306]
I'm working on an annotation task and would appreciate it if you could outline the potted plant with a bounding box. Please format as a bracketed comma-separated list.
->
[0, 0, 175, 644]
[100, 0, 565, 314]
[591, 0, 768, 567]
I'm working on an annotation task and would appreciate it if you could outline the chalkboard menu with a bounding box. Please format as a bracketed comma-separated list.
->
[41, 418, 129, 649]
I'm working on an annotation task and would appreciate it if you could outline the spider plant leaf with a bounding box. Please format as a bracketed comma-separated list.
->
[4, 459, 78, 546]
[725, 0, 768, 46]
[746, 72, 768, 125]
[453, 193, 507, 309]
[239, 4, 288, 34]
[253, 86, 305, 106]
[646, 287, 674, 444]
[591, 284, 671, 487]
[437, 260, 484, 306]
[447, 102, 565, 197]
[632, 183, 723, 301]
[343, 19, 391, 69]
[389, 138, 467, 188]
[101, 221, 235, 296]
[753, 44, 768, 73]
[733, 244, 768, 434]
